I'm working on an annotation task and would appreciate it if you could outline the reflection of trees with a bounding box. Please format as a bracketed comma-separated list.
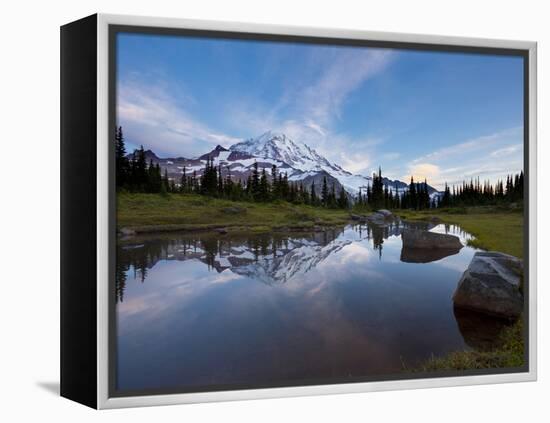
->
[115, 229, 344, 302]
[350, 221, 405, 260]
[115, 259, 127, 303]
[114, 220, 470, 301]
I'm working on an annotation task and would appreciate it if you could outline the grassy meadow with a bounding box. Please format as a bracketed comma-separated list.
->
[398, 206, 524, 258]
[117, 192, 350, 233]
[118, 193, 524, 259]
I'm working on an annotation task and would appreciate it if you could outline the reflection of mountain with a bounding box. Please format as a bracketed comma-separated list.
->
[115, 221, 468, 303]
[230, 238, 351, 285]
[116, 223, 403, 302]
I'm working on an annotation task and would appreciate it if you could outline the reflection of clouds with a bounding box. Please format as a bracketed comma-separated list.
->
[435, 249, 477, 273]
[118, 260, 243, 333]
[116, 222, 483, 390]
[330, 242, 373, 265]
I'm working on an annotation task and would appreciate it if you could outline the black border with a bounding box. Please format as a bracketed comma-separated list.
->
[108, 24, 530, 399]
[60, 14, 98, 409]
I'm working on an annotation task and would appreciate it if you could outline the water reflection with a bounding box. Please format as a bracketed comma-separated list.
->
[115, 221, 501, 393]
[116, 221, 473, 299]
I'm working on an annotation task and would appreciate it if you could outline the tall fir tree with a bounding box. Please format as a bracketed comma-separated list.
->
[115, 126, 129, 189]
[321, 176, 329, 207]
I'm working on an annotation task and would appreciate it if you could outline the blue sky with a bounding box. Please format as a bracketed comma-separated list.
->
[116, 32, 524, 189]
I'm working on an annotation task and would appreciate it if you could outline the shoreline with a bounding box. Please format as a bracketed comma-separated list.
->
[117, 193, 523, 257]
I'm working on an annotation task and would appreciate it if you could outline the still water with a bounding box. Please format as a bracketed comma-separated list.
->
[115, 221, 507, 393]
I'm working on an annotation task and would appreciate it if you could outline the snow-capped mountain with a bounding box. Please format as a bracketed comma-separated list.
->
[230, 131, 342, 174]
[229, 131, 434, 196]
[230, 131, 373, 194]
[129, 131, 438, 197]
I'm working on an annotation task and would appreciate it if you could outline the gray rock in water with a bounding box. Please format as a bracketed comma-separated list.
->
[453, 252, 523, 319]
[366, 212, 385, 222]
[402, 229, 463, 249]
[376, 209, 393, 218]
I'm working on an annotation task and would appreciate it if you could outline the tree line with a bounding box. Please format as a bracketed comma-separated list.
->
[116, 126, 524, 210]
[355, 168, 432, 210]
[438, 172, 524, 208]
[115, 126, 350, 209]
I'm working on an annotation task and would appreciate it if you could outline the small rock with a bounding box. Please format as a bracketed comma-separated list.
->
[350, 214, 362, 221]
[453, 252, 523, 319]
[119, 227, 136, 236]
[216, 228, 228, 235]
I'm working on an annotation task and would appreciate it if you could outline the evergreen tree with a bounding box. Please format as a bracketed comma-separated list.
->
[259, 168, 269, 201]
[217, 164, 224, 196]
[162, 168, 170, 192]
[180, 166, 187, 193]
[251, 162, 260, 199]
[321, 176, 328, 206]
[337, 187, 349, 209]
[409, 176, 417, 209]
[328, 184, 337, 208]
[310, 181, 317, 206]
[271, 165, 279, 200]
[115, 126, 129, 189]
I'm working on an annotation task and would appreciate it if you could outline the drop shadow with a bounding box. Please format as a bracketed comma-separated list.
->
[36, 381, 60, 396]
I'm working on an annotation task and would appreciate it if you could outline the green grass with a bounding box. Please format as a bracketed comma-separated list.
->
[398, 206, 524, 258]
[117, 192, 350, 233]
[416, 319, 524, 371]
[118, 196, 524, 257]
[400, 205, 525, 371]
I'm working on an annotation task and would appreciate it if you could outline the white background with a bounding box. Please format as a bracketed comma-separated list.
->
[1, 0, 548, 421]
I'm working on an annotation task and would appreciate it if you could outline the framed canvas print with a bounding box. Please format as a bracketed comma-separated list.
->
[60, 13, 537, 409]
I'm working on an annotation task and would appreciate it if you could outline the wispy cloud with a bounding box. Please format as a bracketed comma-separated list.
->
[223, 48, 395, 167]
[293, 49, 394, 126]
[490, 144, 522, 158]
[403, 127, 523, 189]
[118, 82, 241, 157]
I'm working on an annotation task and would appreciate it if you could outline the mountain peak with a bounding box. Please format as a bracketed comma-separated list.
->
[257, 130, 286, 141]
[230, 131, 324, 168]
[198, 144, 230, 160]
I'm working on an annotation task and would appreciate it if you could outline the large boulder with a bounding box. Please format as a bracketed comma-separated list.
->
[401, 229, 463, 249]
[452, 252, 523, 319]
